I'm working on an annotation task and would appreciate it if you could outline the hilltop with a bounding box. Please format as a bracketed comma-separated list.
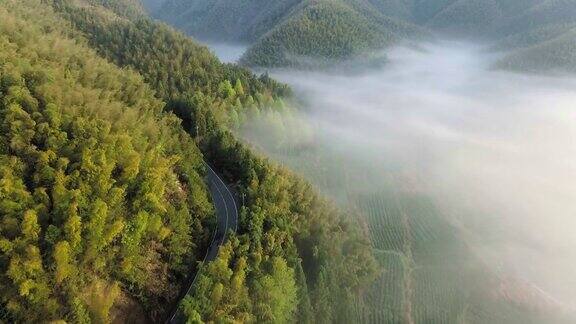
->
[153, 0, 576, 72]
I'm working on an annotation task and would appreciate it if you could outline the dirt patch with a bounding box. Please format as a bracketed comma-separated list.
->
[110, 291, 151, 324]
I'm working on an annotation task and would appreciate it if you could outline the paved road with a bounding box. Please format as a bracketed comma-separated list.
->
[166, 164, 238, 323]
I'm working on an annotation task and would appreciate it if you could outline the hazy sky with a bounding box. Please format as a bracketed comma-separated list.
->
[269, 41, 576, 309]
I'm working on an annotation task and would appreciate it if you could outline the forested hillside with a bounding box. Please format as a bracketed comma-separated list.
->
[495, 28, 576, 72]
[153, 0, 576, 72]
[157, 0, 425, 68]
[56, 0, 379, 321]
[491, 0, 576, 72]
[85, 0, 147, 18]
[155, 0, 303, 43]
[493, 0, 576, 37]
[0, 0, 213, 322]
[239, 0, 419, 68]
[140, 0, 165, 13]
[0, 0, 379, 322]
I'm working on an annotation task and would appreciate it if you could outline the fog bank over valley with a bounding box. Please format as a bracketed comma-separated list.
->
[214, 40, 576, 316]
[203, 42, 247, 63]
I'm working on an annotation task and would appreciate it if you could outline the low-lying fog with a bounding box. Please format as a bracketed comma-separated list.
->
[203, 42, 247, 63]
[215, 40, 576, 311]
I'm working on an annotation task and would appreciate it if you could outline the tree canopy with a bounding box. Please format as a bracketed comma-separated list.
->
[0, 0, 380, 322]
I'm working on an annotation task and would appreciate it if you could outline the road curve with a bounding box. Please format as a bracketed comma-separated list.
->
[166, 164, 238, 323]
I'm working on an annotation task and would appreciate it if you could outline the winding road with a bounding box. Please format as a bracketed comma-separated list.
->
[166, 164, 238, 324]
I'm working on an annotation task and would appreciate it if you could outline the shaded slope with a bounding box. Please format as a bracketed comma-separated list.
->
[495, 0, 576, 37]
[425, 0, 502, 34]
[157, 0, 425, 68]
[419, 0, 547, 34]
[363, 0, 415, 20]
[240, 0, 425, 67]
[239, 1, 410, 67]
[491, 23, 576, 51]
[156, 0, 304, 42]
[154, 0, 576, 72]
[85, 0, 147, 18]
[489, 0, 576, 72]
[495, 28, 576, 73]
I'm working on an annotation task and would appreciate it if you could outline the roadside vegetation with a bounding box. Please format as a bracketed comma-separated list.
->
[0, 0, 379, 322]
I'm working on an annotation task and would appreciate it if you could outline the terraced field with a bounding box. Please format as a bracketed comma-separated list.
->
[240, 125, 571, 323]
[352, 188, 475, 324]
[251, 141, 479, 322]
[352, 251, 407, 324]
[349, 186, 572, 323]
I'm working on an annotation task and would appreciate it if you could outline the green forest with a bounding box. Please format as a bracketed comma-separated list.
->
[0, 0, 213, 321]
[0, 0, 378, 323]
[2, 0, 576, 323]
[155, 0, 576, 71]
[239, 0, 422, 68]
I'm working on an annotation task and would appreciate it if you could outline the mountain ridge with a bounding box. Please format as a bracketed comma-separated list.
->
[153, 0, 576, 71]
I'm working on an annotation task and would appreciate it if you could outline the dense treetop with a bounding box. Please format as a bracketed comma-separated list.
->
[0, 0, 213, 322]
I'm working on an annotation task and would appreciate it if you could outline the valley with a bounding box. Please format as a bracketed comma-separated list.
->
[225, 40, 576, 322]
[153, 0, 576, 71]
[1, 0, 575, 323]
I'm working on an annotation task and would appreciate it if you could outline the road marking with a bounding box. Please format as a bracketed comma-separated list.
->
[205, 164, 238, 234]
[217, 175, 229, 246]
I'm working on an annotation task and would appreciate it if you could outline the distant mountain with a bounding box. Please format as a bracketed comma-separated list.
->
[495, 28, 576, 73]
[140, 0, 165, 13]
[494, 0, 576, 37]
[491, 23, 576, 51]
[85, 0, 147, 17]
[362, 0, 414, 20]
[155, 0, 303, 43]
[240, 0, 425, 68]
[156, 0, 426, 67]
[154, 0, 576, 71]
[424, 0, 503, 34]
[490, 0, 576, 72]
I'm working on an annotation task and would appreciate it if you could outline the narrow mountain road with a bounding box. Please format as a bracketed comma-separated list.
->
[166, 164, 238, 323]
